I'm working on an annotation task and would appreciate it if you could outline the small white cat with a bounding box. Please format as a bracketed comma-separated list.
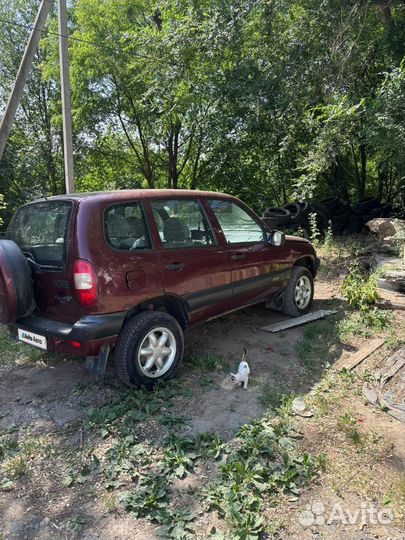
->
[231, 349, 250, 389]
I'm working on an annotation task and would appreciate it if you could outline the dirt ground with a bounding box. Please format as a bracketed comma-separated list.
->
[0, 245, 404, 540]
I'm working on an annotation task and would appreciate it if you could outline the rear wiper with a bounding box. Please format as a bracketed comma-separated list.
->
[23, 253, 62, 271]
[23, 251, 39, 268]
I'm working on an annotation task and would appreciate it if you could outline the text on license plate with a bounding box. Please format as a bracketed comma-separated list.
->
[18, 329, 47, 350]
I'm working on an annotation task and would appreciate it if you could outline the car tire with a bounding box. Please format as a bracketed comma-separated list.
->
[263, 207, 292, 225]
[282, 267, 314, 317]
[321, 197, 342, 213]
[283, 203, 302, 224]
[310, 202, 332, 220]
[261, 216, 279, 230]
[354, 197, 380, 213]
[0, 240, 35, 324]
[114, 311, 184, 388]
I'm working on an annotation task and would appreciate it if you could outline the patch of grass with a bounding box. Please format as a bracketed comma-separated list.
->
[101, 492, 118, 512]
[337, 312, 374, 339]
[385, 332, 405, 350]
[337, 309, 393, 340]
[120, 474, 169, 518]
[0, 328, 21, 356]
[199, 375, 217, 388]
[158, 414, 190, 429]
[259, 382, 291, 410]
[70, 516, 86, 530]
[0, 433, 52, 482]
[155, 508, 196, 540]
[3, 455, 26, 478]
[187, 353, 224, 371]
[0, 325, 59, 366]
[337, 412, 362, 445]
[296, 318, 337, 370]
[204, 417, 320, 538]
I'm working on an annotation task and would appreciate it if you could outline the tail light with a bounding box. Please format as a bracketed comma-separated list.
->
[73, 259, 98, 307]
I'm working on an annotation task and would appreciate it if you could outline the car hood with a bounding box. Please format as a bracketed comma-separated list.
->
[285, 234, 311, 245]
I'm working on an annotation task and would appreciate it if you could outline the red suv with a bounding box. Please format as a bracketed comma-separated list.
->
[0, 190, 319, 387]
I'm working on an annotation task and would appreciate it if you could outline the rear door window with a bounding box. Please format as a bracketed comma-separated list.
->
[104, 202, 151, 251]
[6, 200, 72, 268]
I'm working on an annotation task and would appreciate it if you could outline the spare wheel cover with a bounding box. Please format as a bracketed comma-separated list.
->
[0, 244, 18, 324]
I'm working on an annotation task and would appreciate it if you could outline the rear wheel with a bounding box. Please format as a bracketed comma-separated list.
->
[282, 267, 314, 317]
[114, 311, 184, 388]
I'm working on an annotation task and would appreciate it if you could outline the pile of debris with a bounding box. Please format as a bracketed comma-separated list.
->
[262, 197, 395, 235]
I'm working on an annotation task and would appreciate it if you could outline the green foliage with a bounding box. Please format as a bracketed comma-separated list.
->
[120, 475, 169, 518]
[337, 413, 362, 445]
[186, 353, 224, 371]
[324, 220, 333, 248]
[156, 508, 196, 540]
[1, 1, 405, 223]
[308, 212, 321, 246]
[341, 266, 379, 311]
[80, 375, 319, 540]
[204, 417, 319, 538]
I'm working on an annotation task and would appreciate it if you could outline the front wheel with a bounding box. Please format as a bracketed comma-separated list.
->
[282, 267, 314, 317]
[114, 311, 184, 388]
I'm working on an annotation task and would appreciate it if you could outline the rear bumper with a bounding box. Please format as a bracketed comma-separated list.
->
[8, 312, 126, 357]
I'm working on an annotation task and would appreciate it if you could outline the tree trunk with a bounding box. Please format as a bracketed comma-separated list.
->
[167, 121, 181, 189]
[375, 0, 393, 30]
[334, 158, 350, 202]
[359, 143, 367, 200]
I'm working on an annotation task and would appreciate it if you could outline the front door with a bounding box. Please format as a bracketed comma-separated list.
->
[145, 198, 232, 324]
[206, 198, 291, 307]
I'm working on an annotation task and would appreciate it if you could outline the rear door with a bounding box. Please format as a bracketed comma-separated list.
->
[6, 199, 81, 323]
[206, 198, 291, 306]
[145, 198, 232, 324]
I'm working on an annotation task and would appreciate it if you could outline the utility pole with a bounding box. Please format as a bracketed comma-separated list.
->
[0, 0, 52, 160]
[57, 0, 75, 193]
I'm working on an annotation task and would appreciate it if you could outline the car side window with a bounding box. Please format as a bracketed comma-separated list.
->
[104, 203, 151, 251]
[208, 199, 265, 244]
[150, 199, 216, 249]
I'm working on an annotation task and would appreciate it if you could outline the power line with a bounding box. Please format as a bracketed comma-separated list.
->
[0, 15, 164, 63]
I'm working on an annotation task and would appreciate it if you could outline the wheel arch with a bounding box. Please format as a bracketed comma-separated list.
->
[294, 255, 316, 277]
[123, 294, 189, 330]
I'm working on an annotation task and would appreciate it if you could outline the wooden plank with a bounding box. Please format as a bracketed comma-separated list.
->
[260, 310, 338, 333]
[379, 346, 405, 386]
[335, 338, 385, 372]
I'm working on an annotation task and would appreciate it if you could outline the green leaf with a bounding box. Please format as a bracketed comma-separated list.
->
[0, 478, 14, 490]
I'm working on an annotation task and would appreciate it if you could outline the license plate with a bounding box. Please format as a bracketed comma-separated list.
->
[18, 329, 47, 350]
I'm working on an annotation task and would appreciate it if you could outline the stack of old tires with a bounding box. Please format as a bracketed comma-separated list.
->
[262, 197, 393, 235]
[262, 202, 311, 235]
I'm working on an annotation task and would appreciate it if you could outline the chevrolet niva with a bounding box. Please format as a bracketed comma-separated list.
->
[0, 190, 319, 387]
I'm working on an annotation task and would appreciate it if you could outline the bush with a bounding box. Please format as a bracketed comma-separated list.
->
[341, 266, 379, 311]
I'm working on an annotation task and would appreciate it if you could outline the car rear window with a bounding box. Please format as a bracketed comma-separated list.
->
[6, 200, 72, 268]
[104, 202, 151, 251]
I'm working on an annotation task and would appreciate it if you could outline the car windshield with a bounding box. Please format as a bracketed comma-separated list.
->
[6, 200, 72, 268]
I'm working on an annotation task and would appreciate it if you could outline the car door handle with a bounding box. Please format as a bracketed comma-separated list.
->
[231, 253, 246, 261]
[166, 262, 186, 271]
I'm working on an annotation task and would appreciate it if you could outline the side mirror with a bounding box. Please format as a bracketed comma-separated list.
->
[267, 230, 285, 247]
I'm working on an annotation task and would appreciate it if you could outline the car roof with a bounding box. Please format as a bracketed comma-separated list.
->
[30, 189, 236, 204]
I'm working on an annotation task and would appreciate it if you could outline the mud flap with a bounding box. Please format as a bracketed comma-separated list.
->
[85, 345, 110, 376]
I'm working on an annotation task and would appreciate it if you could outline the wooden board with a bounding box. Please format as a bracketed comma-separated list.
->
[260, 310, 338, 333]
[335, 338, 385, 372]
